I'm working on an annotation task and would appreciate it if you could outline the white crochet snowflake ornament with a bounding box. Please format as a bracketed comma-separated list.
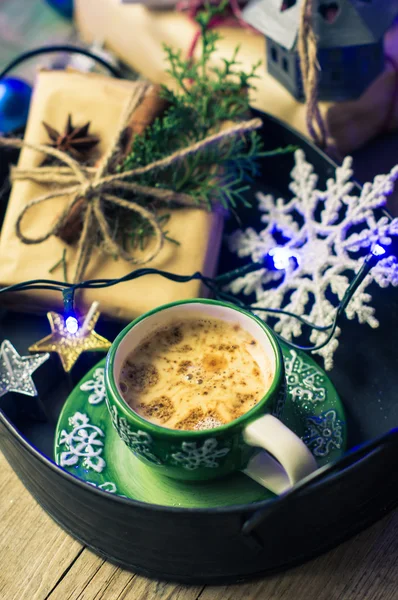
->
[228, 150, 398, 370]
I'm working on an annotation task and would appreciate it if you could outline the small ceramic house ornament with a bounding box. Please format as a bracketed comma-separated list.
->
[243, 0, 398, 101]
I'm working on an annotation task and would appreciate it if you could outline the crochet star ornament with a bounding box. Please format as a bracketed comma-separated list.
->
[228, 149, 398, 370]
[29, 303, 111, 373]
[0, 340, 49, 397]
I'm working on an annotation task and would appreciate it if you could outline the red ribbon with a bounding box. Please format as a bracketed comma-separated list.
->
[177, 0, 257, 60]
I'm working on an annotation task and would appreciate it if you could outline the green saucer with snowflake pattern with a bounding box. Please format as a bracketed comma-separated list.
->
[54, 343, 346, 507]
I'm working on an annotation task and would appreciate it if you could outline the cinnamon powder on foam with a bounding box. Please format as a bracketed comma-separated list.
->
[119, 318, 273, 431]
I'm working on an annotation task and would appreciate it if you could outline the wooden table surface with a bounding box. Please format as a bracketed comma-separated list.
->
[0, 1, 398, 598]
[0, 450, 397, 600]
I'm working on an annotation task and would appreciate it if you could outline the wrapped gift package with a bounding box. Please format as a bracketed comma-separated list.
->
[75, 0, 398, 156]
[74, 0, 331, 139]
[0, 70, 223, 321]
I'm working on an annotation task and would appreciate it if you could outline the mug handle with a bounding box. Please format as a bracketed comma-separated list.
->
[242, 414, 318, 495]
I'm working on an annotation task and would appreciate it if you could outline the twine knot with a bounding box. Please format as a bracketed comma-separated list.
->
[81, 182, 97, 200]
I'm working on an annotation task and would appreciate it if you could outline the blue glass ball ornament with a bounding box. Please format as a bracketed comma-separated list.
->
[45, 0, 74, 19]
[0, 78, 32, 134]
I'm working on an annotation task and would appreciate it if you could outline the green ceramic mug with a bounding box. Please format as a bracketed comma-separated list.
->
[105, 299, 317, 494]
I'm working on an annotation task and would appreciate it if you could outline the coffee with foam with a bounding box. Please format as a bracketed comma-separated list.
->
[118, 317, 273, 431]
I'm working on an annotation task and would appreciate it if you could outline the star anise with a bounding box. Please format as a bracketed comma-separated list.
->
[42, 115, 100, 162]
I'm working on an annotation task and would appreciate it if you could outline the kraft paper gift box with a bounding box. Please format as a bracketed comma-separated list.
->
[0, 70, 223, 321]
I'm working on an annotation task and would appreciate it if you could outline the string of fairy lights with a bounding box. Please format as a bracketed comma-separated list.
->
[0, 243, 387, 355]
[0, 45, 392, 369]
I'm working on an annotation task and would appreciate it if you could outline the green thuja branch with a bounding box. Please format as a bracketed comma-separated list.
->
[119, 1, 294, 248]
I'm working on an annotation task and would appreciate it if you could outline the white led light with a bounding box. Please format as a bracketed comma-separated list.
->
[65, 316, 79, 335]
[372, 244, 386, 257]
[269, 247, 298, 270]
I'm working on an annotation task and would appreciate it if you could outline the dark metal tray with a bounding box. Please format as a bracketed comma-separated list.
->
[0, 111, 397, 584]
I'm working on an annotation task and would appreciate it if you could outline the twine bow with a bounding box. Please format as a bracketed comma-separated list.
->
[0, 81, 262, 283]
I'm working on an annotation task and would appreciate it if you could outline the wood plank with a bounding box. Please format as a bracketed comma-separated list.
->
[199, 510, 398, 600]
[0, 452, 82, 600]
[46, 547, 203, 600]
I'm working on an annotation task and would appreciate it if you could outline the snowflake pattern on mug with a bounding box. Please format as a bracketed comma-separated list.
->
[171, 439, 230, 470]
[302, 409, 344, 457]
[58, 412, 105, 472]
[284, 349, 327, 407]
[109, 405, 162, 464]
[80, 367, 106, 405]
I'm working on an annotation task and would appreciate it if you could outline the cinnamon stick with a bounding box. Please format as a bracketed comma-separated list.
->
[120, 84, 169, 155]
[55, 200, 87, 245]
[56, 84, 168, 245]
